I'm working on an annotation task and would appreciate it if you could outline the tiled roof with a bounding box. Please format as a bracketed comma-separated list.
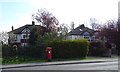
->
[8, 24, 42, 34]
[69, 24, 95, 35]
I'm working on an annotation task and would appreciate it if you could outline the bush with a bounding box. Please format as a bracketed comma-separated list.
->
[2, 45, 16, 58]
[45, 39, 90, 59]
[89, 40, 107, 56]
[17, 45, 44, 58]
[2, 45, 45, 59]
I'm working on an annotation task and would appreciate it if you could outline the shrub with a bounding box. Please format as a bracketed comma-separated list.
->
[2, 45, 45, 59]
[45, 39, 90, 59]
[89, 40, 107, 56]
[17, 45, 45, 58]
[2, 45, 16, 58]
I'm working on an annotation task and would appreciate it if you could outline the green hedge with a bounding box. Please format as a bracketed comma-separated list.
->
[89, 40, 107, 56]
[17, 45, 44, 58]
[2, 45, 45, 58]
[2, 45, 16, 58]
[2, 39, 89, 59]
[46, 39, 90, 59]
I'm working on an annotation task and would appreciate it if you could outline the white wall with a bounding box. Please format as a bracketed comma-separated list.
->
[71, 35, 78, 40]
[21, 34, 27, 39]
[15, 34, 21, 42]
[69, 35, 95, 41]
[70, 35, 84, 40]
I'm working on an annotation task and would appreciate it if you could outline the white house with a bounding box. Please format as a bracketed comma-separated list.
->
[8, 21, 43, 47]
[68, 24, 98, 41]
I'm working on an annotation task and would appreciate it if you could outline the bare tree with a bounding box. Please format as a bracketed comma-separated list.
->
[0, 31, 8, 44]
[7, 32, 16, 46]
[89, 18, 101, 30]
[58, 23, 69, 36]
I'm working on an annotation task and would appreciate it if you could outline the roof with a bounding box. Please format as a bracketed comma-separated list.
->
[8, 24, 43, 34]
[68, 24, 95, 35]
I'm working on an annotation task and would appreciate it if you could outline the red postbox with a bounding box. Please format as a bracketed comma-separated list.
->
[47, 47, 52, 62]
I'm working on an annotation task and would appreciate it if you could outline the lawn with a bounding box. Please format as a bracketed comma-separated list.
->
[0, 58, 2, 65]
[2, 57, 93, 65]
[2, 57, 46, 65]
[53, 57, 93, 62]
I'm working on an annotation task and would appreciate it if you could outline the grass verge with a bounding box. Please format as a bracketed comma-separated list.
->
[53, 57, 93, 61]
[2, 57, 93, 65]
[0, 58, 2, 65]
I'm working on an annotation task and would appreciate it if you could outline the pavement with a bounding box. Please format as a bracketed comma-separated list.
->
[0, 56, 118, 69]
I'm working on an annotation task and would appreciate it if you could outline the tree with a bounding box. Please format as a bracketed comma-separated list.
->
[57, 23, 69, 40]
[32, 9, 69, 47]
[97, 20, 119, 53]
[28, 27, 39, 46]
[33, 9, 59, 33]
[116, 19, 120, 54]
[0, 31, 8, 44]
[89, 18, 101, 30]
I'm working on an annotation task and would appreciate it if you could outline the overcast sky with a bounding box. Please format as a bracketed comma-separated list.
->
[0, 0, 119, 32]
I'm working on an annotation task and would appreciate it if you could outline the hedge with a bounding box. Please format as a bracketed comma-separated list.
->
[45, 39, 90, 59]
[2, 39, 89, 59]
[17, 45, 44, 58]
[88, 40, 108, 56]
[2, 45, 45, 58]
[2, 45, 16, 58]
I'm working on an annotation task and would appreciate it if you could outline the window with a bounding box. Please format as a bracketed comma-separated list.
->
[23, 35, 25, 39]
[84, 36, 89, 40]
[14, 35, 17, 41]
[23, 34, 29, 39]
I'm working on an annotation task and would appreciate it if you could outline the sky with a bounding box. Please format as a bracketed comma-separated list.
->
[0, 0, 119, 32]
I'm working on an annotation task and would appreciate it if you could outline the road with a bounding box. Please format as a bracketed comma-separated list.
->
[2, 58, 118, 70]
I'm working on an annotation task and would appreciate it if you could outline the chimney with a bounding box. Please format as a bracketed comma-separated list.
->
[32, 21, 35, 25]
[71, 21, 74, 30]
[12, 26, 14, 31]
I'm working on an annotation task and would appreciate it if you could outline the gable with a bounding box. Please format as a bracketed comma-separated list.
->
[83, 31, 90, 35]
[21, 28, 30, 34]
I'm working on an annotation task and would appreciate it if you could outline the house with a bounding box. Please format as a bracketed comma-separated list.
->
[8, 21, 45, 47]
[68, 24, 98, 41]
